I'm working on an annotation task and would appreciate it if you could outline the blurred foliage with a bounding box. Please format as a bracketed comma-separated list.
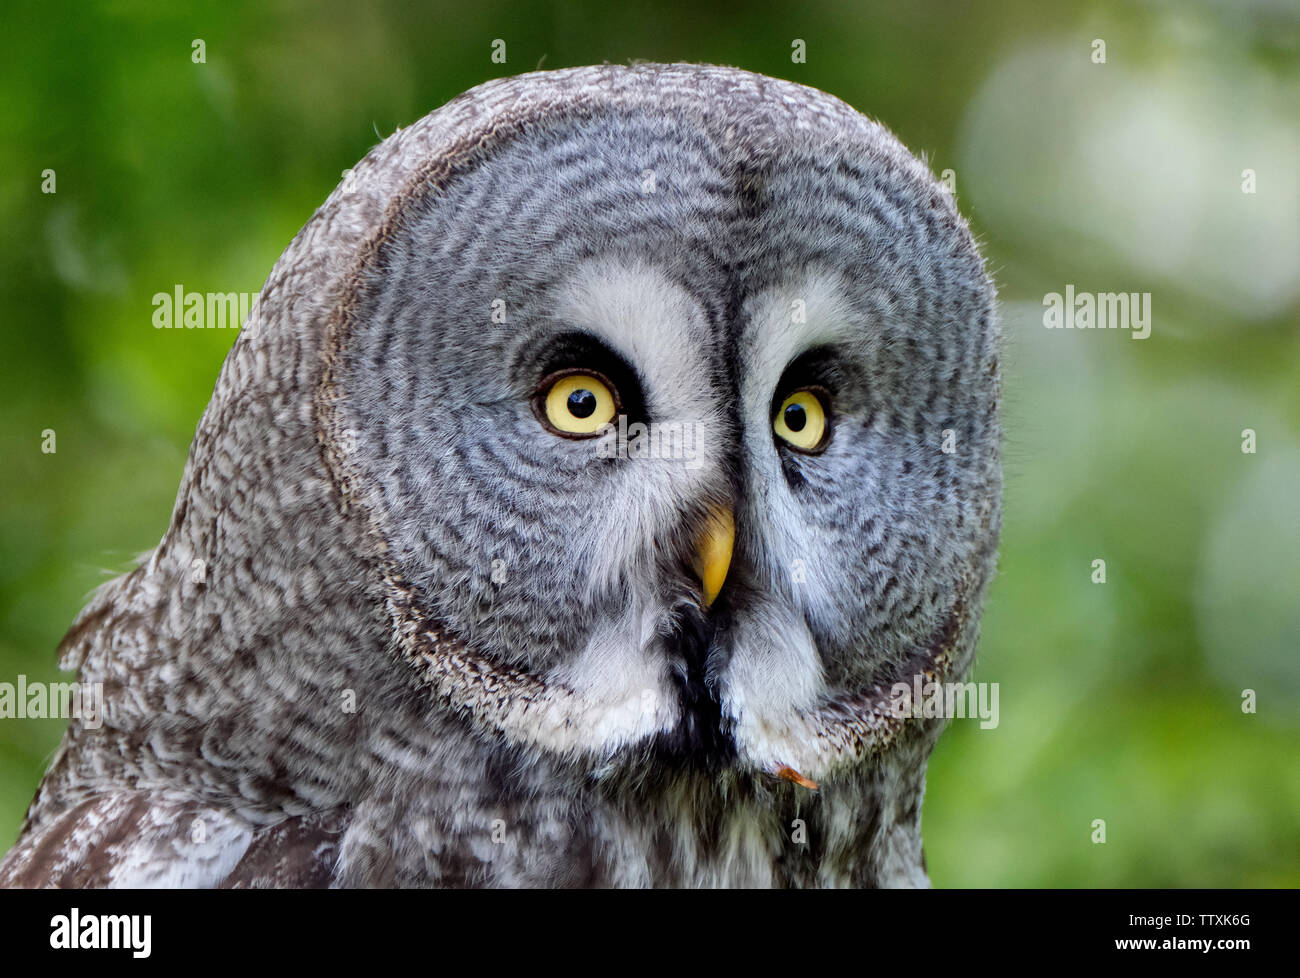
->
[1, 0, 1297, 886]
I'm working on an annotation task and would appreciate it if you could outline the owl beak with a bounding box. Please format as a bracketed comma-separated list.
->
[691, 505, 735, 608]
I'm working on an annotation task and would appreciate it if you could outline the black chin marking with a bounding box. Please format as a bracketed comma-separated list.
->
[649, 603, 736, 770]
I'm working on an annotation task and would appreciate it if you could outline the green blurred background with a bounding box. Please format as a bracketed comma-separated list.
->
[1, 0, 1297, 886]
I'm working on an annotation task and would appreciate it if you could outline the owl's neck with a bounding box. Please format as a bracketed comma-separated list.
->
[587, 755, 932, 888]
[333, 719, 934, 888]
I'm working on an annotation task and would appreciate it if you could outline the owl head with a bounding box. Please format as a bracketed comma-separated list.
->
[307, 63, 1002, 788]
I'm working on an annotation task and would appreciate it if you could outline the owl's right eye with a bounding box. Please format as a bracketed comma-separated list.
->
[534, 369, 620, 437]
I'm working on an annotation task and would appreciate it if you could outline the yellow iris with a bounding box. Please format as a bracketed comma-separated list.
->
[543, 373, 617, 435]
[773, 389, 828, 452]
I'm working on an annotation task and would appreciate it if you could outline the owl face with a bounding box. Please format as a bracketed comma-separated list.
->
[327, 70, 1000, 786]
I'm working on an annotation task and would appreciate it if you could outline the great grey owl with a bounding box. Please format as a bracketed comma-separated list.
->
[1, 63, 1000, 888]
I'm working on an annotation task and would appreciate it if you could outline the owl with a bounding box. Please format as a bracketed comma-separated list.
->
[1, 63, 999, 888]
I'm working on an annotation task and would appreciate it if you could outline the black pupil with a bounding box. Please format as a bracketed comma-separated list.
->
[568, 388, 597, 419]
[784, 402, 807, 432]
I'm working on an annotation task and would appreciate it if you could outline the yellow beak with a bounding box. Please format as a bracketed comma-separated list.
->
[691, 505, 735, 608]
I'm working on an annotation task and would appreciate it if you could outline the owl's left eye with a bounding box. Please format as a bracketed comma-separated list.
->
[534, 369, 620, 437]
[773, 387, 830, 453]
